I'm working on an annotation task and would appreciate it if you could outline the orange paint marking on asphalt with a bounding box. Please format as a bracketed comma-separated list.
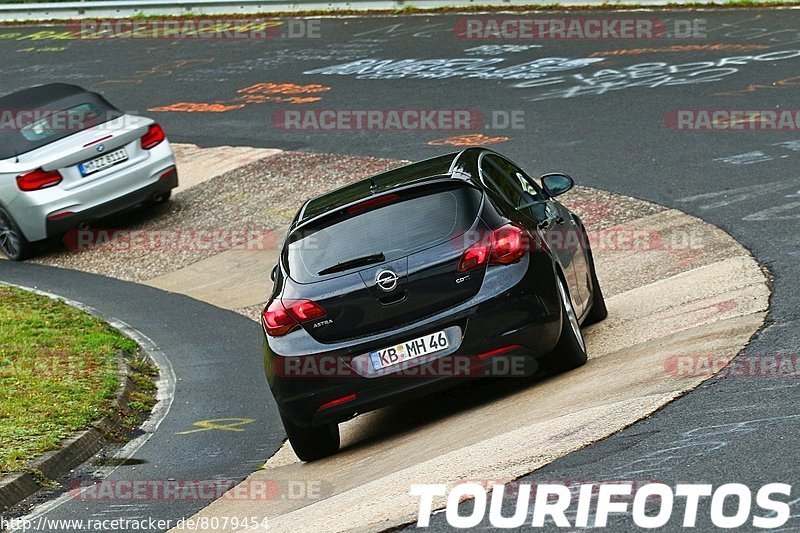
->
[148, 102, 246, 113]
[237, 82, 331, 96]
[427, 133, 509, 147]
[151, 82, 331, 112]
[712, 74, 800, 96]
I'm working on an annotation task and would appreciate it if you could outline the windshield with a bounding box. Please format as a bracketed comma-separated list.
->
[286, 185, 482, 283]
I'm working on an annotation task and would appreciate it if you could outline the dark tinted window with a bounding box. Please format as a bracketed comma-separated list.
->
[300, 153, 457, 221]
[0, 91, 121, 160]
[287, 185, 482, 282]
[480, 154, 549, 220]
[480, 155, 544, 207]
[20, 103, 104, 141]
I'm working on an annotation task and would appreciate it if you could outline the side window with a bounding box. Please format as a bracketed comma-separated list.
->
[479, 154, 546, 216]
[495, 157, 545, 203]
[480, 154, 520, 207]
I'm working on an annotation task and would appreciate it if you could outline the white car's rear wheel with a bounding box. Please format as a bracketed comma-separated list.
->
[0, 210, 31, 261]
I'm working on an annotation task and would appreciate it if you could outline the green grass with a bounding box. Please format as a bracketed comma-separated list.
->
[0, 286, 137, 475]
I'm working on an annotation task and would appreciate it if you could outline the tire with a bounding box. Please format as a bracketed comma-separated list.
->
[583, 245, 608, 325]
[545, 276, 588, 373]
[0, 209, 32, 261]
[280, 414, 340, 462]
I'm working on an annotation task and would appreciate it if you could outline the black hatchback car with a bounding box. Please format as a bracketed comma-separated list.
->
[262, 148, 607, 461]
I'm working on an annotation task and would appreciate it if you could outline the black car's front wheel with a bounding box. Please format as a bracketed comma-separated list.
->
[545, 277, 588, 373]
[0, 209, 32, 261]
[281, 414, 340, 462]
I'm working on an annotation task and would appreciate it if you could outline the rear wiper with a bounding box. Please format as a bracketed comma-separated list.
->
[318, 252, 385, 276]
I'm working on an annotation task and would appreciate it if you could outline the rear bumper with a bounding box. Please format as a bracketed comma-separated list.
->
[45, 167, 177, 237]
[264, 254, 563, 428]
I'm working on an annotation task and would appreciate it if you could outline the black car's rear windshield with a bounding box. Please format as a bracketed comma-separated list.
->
[0, 90, 121, 160]
[286, 183, 483, 283]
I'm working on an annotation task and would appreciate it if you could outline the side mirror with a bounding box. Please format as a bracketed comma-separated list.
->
[270, 264, 278, 282]
[540, 173, 574, 197]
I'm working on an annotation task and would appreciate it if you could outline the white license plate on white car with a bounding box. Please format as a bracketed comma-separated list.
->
[370, 330, 449, 370]
[79, 148, 128, 176]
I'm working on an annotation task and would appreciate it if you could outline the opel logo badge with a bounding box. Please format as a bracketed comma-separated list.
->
[375, 269, 398, 292]
[96, 144, 105, 153]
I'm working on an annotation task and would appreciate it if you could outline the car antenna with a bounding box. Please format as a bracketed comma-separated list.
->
[14, 150, 19, 164]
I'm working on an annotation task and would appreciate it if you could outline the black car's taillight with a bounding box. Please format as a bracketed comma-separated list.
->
[489, 224, 527, 265]
[16, 168, 62, 191]
[457, 224, 526, 273]
[262, 299, 327, 337]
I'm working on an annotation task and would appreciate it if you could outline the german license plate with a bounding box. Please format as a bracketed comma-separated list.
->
[79, 148, 128, 176]
[370, 330, 449, 370]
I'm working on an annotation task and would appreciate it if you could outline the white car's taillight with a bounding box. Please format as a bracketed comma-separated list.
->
[16, 168, 62, 191]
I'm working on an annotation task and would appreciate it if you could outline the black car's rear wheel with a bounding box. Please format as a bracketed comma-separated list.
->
[583, 246, 608, 325]
[545, 277, 588, 373]
[281, 414, 340, 462]
[0, 209, 32, 261]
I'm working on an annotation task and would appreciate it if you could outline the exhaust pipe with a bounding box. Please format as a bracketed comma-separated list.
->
[151, 192, 165, 203]
[76, 221, 90, 231]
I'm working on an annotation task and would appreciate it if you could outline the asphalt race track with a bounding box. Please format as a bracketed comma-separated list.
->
[0, 262, 286, 528]
[2, 7, 800, 531]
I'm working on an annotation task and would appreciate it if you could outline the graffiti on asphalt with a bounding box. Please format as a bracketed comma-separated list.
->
[518, 50, 800, 101]
[588, 43, 769, 57]
[303, 50, 800, 101]
[712, 139, 800, 166]
[427, 133, 509, 146]
[350, 21, 452, 39]
[149, 82, 331, 112]
[92, 58, 215, 92]
[713, 74, 800, 96]
[304, 56, 605, 80]
[464, 44, 543, 55]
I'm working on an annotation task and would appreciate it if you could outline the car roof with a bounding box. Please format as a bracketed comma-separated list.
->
[0, 83, 93, 110]
[298, 152, 464, 222]
[0, 83, 122, 161]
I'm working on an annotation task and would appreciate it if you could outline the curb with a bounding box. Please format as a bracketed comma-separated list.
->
[0, 349, 137, 513]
